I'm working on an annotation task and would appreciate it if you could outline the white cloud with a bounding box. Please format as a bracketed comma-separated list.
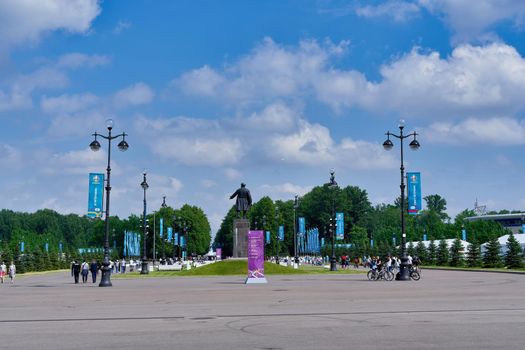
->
[152, 137, 244, 167]
[0, 143, 22, 167]
[0, 0, 101, 50]
[113, 82, 155, 108]
[0, 67, 69, 111]
[113, 20, 131, 35]
[259, 182, 313, 198]
[41, 147, 108, 175]
[223, 168, 242, 180]
[419, 0, 525, 44]
[41, 92, 98, 113]
[175, 37, 349, 106]
[356, 1, 421, 22]
[57, 53, 110, 69]
[201, 179, 216, 188]
[425, 117, 525, 145]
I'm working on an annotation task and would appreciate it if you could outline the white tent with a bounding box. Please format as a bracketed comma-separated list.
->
[406, 239, 470, 252]
[481, 234, 525, 255]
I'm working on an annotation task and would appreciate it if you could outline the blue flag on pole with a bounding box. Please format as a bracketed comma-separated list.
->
[298, 217, 305, 234]
[461, 228, 466, 241]
[87, 173, 104, 219]
[167, 227, 173, 242]
[278, 225, 284, 241]
[159, 218, 164, 238]
[266, 231, 271, 244]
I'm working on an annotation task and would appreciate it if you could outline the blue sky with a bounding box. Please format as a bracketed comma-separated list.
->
[2, 0, 525, 234]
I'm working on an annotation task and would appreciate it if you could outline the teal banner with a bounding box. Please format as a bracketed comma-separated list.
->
[87, 173, 104, 218]
[159, 218, 164, 238]
[407, 172, 422, 215]
[336, 212, 344, 240]
[278, 225, 284, 241]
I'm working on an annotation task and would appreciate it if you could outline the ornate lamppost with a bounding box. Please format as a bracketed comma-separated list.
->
[382, 120, 420, 280]
[140, 172, 149, 275]
[293, 195, 299, 268]
[161, 196, 167, 260]
[89, 119, 129, 287]
[327, 169, 338, 271]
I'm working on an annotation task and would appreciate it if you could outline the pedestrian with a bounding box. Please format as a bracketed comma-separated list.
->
[121, 258, 126, 273]
[0, 261, 6, 283]
[90, 259, 98, 283]
[8, 261, 16, 284]
[70, 260, 80, 283]
[81, 260, 89, 283]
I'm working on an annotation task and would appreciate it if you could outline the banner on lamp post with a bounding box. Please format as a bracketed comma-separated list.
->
[407, 172, 422, 215]
[336, 212, 344, 240]
[278, 225, 284, 241]
[159, 218, 164, 238]
[87, 173, 104, 219]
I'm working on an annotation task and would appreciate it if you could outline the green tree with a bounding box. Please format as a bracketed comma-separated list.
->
[175, 204, 211, 256]
[427, 240, 437, 265]
[465, 239, 482, 267]
[483, 235, 502, 268]
[436, 239, 449, 266]
[504, 233, 523, 269]
[449, 237, 463, 267]
[415, 241, 427, 263]
[407, 241, 416, 257]
[424, 194, 450, 222]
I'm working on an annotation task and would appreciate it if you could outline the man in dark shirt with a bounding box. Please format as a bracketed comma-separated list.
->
[90, 259, 99, 283]
[71, 261, 81, 284]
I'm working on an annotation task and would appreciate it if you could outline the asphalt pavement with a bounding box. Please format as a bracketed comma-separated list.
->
[1, 269, 524, 350]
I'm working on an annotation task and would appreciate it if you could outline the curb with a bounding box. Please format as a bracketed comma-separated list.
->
[423, 267, 525, 275]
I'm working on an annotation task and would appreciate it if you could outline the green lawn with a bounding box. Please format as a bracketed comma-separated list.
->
[113, 260, 365, 278]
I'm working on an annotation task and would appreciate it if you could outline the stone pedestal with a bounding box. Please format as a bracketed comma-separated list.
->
[233, 219, 250, 258]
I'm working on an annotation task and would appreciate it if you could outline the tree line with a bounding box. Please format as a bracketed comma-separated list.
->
[0, 204, 212, 273]
[213, 184, 511, 259]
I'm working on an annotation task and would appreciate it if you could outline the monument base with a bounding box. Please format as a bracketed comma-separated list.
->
[245, 277, 268, 284]
[233, 218, 250, 258]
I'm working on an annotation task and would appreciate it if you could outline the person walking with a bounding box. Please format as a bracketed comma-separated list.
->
[71, 260, 81, 284]
[8, 261, 16, 284]
[0, 261, 6, 283]
[121, 258, 126, 273]
[81, 260, 89, 283]
[90, 259, 99, 283]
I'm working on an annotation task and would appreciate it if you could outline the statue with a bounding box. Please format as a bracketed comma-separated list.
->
[230, 183, 252, 218]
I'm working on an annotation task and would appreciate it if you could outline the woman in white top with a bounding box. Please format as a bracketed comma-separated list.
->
[0, 262, 6, 283]
[8, 262, 16, 284]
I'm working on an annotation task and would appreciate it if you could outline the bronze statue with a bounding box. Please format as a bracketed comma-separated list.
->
[230, 183, 252, 218]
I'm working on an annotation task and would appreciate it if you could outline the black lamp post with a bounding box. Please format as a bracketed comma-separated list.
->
[293, 195, 299, 267]
[161, 196, 167, 260]
[382, 120, 420, 280]
[275, 206, 280, 264]
[327, 169, 338, 271]
[172, 216, 178, 261]
[89, 118, 129, 287]
[140, 172, 149, 275]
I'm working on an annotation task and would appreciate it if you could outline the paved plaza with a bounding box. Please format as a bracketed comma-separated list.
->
[1, 269, 524, 350]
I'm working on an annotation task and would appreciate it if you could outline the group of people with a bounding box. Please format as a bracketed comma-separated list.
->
[0, 261, 15, 284]
[71, 259, 99, 284]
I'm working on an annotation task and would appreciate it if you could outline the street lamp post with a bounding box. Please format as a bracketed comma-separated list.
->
[275, 206, 280, 264]
[327, 169, 338, 271]
[293, 195, 299, 268]
[89, 119, 129, 287]
[161, 196, 167, 260]
[382, 120, 420, 280]
[140, 172, 149, 275]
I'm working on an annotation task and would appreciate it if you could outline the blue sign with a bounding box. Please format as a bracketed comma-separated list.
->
[87, 173, 104, 218]
[423, 233, 427, 241]
[321, 237, 325, 247]
[167, 227, 173, 242]
[522, 224, 525, 234]
[20, 241, 24, 253]
[174, 233, 179, 245]
[59, 242, 63, 254]
[336, 212, 344, 240]
[407, 172, 422, 215]
[298, 217, 305, 234]
[278, 225, 284, 241]
[45, 243, 49, 253]
[180, 236, 185, 247]
[159, 218, 164, 238]
[392, 235, 396, 246]
[461, 228, 466, 241]
[370, 239, 374, 248]
[265, 231, 271, 243]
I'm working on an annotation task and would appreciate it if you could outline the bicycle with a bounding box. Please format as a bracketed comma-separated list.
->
[409, 266, 420, 281]
[367, 266, 394, 281]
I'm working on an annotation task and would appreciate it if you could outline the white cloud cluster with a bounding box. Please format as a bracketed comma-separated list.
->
[0, 0, 101, 50]
[425, 117, 525, 145]
[41, 92, 98, 113]
[356, 1, 421, 22]
[113, 82, 155, 108]
[175, 39, 525, 121]
[419, 0, 525, 44]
